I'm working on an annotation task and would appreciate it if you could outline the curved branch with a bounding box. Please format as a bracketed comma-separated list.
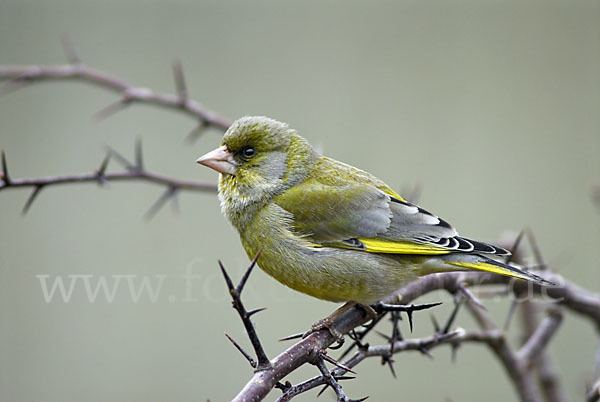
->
[233, 270, 599, 401]
[395, 271, 600, 329]
[0, 64, 231, 130]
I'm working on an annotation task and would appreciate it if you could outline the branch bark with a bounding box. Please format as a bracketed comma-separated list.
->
[233, 270, 599, 401]
[0, 64, 231, 129]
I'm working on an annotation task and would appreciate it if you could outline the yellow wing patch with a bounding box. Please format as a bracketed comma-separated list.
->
[358, 238, 451, 255]
[382, 189, 406, 202]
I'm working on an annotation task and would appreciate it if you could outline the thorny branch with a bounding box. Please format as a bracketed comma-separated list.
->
[225, 255, 599, 402]
[511, 236, 568, 402]
[0, 39, 231, 130]
[0, 40, 226, 215]
[0, 142, 216, 216]
[219, 252, 271, 371]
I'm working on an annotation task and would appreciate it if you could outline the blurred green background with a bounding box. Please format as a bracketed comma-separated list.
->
[1, 0, 599, 401]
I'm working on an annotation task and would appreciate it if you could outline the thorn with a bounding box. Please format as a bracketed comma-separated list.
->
[376, 302, 442, 332]
[94, 97, 130, 121]
[246, 307, 267, 317]
[96, 153, 111, 178]
[504, 230, 525, 264]
[60, 34, 82, 65]
[105, 146, 136, 171]
[144, 186, 177, 219]
[381, 355, 396, 378]
[316, 384, 328, 398]
[170, 190, 180, 214]
[320, 350, 356, 374]
[389, 311, 403, 355]
[135, 138, 143, 171]
[172, 59, 188, 103]
[374, 330, 391, 342]
[224, 333, 257, 368]
[526, 228, 546, 269]
[184, 120, 208, 144]
[334, 376, 356, 381]
[21, 185, 44, 214]
[431, 314, 440, 333]
[503, 299, 519, 331]
[351, 397, 369, 402]
[1, 150, 10, 184]
[458, 283, 487, 311]
[237, 250, 261, 294]
[451, 343, 460, 363]
[442, 300, 462, 335]
[407, 311, 414, 332]
[418, 346, 433, 359]
[278, 332, 304, 342]
[218, 260, 235, 293]
[0, 77, 31, 96]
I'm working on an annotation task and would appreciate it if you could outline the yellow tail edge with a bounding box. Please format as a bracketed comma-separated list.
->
[445, 260, 552, 285]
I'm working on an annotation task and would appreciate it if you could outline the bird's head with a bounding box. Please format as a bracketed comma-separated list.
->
[197, 116, 316, 210]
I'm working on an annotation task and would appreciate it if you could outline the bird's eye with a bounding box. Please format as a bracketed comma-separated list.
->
[241, 146, 256, 158]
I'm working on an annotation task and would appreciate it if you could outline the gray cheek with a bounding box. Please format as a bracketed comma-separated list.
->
[258, 151, 288, 181]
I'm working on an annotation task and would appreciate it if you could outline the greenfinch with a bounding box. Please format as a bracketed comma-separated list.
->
[197, 116, 548, 307]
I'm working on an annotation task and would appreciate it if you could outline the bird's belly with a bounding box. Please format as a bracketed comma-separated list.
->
[242, 235, 420, 304]
[236, 202, 424, 304]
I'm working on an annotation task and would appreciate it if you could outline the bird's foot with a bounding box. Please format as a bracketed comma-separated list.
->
[302, 317, 346, 345]
[282, 301, 377, 347]
[300, 301, 363, 346]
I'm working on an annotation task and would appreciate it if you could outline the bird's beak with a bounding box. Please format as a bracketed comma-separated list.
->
[196, 145, 237, 175]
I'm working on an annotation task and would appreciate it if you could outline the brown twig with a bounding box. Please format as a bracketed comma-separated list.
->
[219, 253, 271, 371]
[312, 353, 364, 402]
[276, 329, 506, 401]
[0, 63, 231, 131]
[1, 43, 227, 214]
[509, 231, 569, 402]
[519, 303, 567, 402]
[233, 269, 598, 402]
[0, 145, 216, 215]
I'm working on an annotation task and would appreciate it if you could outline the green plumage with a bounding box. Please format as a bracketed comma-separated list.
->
[197, 116, 549, 304]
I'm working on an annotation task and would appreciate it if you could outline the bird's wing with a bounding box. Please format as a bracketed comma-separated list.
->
[273, 180, 393, 242]
[274, 159, 508, 256]
[362, 197, 510, 255]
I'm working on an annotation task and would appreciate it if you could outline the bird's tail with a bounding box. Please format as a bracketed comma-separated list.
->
[439, 253, 554, 286]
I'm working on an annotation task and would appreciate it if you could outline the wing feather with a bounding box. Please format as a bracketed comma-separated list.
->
[274, 156, 508, 256]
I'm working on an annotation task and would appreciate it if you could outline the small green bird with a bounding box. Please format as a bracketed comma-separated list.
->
[197, 116, 548, 334]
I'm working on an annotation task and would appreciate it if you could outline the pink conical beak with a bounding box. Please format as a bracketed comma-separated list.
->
[196, 145, 237, 175]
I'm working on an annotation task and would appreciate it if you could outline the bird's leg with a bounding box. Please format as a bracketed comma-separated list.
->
[303, 301, 362, 344]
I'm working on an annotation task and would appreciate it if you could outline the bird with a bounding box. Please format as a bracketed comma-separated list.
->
[196, 116, 550, 339]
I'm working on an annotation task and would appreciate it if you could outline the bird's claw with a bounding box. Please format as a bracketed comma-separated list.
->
[303, 317, 346, 345]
